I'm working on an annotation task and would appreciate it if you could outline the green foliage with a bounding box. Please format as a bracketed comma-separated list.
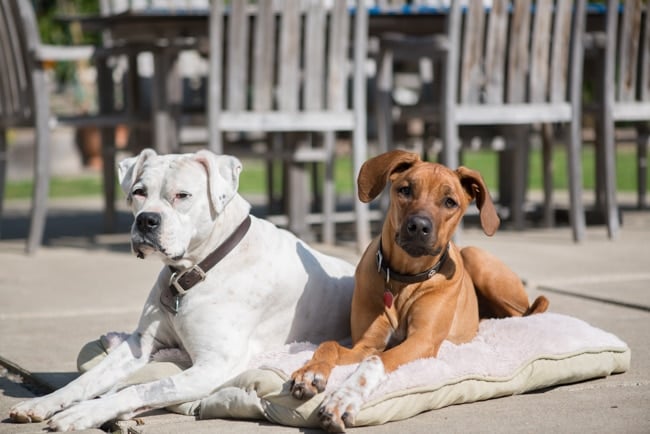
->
[33, 0, 100, 86]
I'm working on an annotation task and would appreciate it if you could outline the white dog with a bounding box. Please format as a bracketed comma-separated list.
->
[10, 149, 355, 431]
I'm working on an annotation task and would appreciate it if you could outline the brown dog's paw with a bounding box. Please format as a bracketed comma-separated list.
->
[289, 362, 332, 400]
[524, 295, 550, 316]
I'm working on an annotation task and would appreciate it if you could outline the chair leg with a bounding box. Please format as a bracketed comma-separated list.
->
[636, 124, 649, 210]
[376, 46, 394, 215]
[97, 57, 117, 233]
[541, 124, 555, 227]
[322, 131, 336, 245]
[287, 133, 310, 241]
[602, 139, 619, 239]
[376, 47, 393, 155]
[101, 129, 116, 233]
[508, 126, 530, 231]
[596, 108, 619, 240]
[566, 119, 586, 243]
[27, 69, 52, 254]
[0, 128, 6, 238]
[266, 133, 283, 215]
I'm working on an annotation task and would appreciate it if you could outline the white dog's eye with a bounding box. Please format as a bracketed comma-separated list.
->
[175, 192, 191, 200]
[132, 188, 146, 197]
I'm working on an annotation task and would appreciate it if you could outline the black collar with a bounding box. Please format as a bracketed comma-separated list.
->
[376, 239, 450, 284]
[161, 215, 252, 314]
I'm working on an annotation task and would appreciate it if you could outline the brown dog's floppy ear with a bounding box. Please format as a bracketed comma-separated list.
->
[456, 166, 500, 236]
[358, 150, 421, 203]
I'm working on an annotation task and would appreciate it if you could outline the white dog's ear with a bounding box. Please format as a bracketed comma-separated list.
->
[193, 150, 242, 215]
[117, 148, 157, 196]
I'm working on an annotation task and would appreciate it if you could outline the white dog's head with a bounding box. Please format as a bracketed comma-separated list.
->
[118, 149, 243, 263]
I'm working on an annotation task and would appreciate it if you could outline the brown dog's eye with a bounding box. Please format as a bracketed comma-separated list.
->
[398, 186, 411, 197]
[444, 197, 458, 209]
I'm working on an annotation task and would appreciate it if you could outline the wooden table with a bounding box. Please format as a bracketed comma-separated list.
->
[71, 6, 452, 155]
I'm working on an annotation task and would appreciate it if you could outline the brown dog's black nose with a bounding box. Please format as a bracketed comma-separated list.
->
[406, 215, 432, 237]
[136, 212, 161, 233]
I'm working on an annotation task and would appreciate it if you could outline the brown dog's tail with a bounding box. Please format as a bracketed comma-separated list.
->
[523, 295, 550, 316]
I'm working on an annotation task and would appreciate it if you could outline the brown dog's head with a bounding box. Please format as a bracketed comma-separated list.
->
[358, 150, 499, 257]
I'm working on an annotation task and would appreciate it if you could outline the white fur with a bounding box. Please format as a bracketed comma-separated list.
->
[10, 149, 355, 431]
[318, 355, 386, 429]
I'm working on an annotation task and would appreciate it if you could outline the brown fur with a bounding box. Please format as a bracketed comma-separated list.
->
[291, 150, 548, 400]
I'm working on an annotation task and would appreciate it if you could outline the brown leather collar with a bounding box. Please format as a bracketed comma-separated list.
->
[161, 215, 252, 314]
[376, 239, 450, 284]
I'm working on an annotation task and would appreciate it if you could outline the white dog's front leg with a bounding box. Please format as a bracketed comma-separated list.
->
[9, 332, 154, 424]
[318, 356, 386, 432]
[47, 365, 223, 431]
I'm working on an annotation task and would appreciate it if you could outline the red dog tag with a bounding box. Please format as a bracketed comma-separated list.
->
[383, 290, 393, 309]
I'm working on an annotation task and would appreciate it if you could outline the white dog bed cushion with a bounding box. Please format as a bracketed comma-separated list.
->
[195, 313, 630, 427]
[78, 313, 631, 428]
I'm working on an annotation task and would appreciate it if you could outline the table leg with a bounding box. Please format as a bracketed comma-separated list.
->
[151, 48, 181, 154]
[97, 56, 116, 232]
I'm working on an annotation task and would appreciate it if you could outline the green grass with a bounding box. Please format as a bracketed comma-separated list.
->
[4, 175, 104, 200]
[4, 146, 646, 199]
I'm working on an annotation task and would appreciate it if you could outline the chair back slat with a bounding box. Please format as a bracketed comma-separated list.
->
[212, 0, 359, 115]
[277, 2, 301, 112]
[529, 0, 553, 102]
[641, 3, 650, 101]
[548, 0, 573, 103]
[483, 0, 508, 104]
[327, 0, 350, 112]
[456, 0, 581, 107]
[0, 2, 18, 119]
[0, 0, 35, 124]
[252, 0, 276, 111]
[226, 0, 249, 112]
[507, 0, 531, 103]
[303, 1, 326, 110]
[618, 0, 642, 102]
[460, 0, 486, 104]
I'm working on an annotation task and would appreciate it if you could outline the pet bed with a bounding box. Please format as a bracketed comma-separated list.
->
[78, 312, 630, 428]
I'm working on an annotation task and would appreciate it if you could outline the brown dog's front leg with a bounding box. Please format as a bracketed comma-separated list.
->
[291, 341, 341, 399]
[290, 315, 390, 400]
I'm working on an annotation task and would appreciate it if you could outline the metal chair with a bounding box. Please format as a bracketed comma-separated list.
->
[0, 0, 135, 253]
[206, 0, 371, 250]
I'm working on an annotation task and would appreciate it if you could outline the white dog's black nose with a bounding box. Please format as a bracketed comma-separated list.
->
[136, 212, 161, 233]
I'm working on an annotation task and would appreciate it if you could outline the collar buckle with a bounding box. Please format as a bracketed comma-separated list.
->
[169, 264, 207, 296]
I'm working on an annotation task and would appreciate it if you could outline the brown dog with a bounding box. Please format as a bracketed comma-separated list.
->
[290, 150, 548, 432]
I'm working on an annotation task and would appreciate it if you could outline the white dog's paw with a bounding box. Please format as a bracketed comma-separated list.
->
[316, 356, 386, 433]
[317, 388, 362, 433]
[9, 395, 65, 424]
[47, 399, 117, 431]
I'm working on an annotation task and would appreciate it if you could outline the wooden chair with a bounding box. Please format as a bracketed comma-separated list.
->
[438, 0, 588, 242]
[206, 0, 371, 250]
[585, 0, 650, 240]
[0, 1, 136, 253]
[375, 1, 588, 241]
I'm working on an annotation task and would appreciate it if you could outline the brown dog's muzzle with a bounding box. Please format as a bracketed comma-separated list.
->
[398, 213, 438, 257]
